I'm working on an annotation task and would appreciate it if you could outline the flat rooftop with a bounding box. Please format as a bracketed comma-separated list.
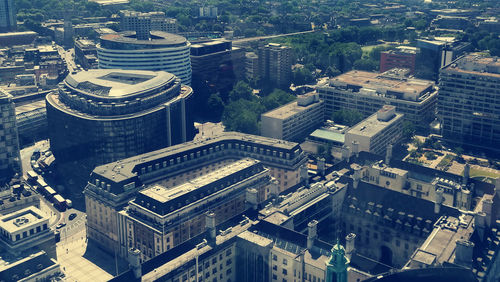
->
[347, 111, 403, 138]
[0, 207, 48, 233]
[329, 70, 434, 97]
[444, 54, 500, 78]
[262, 94, 318, 120]
[139, 158, 260, 204]
[100, 31, 186, 46]
[65, 69, 175, 98]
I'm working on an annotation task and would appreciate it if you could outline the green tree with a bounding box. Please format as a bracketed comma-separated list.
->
[228, 81, 253, 102]
[262, 89, 296, 111]
[402, 121, 416, 140]
[206, 93, 225, 119]
[331, 109, 363, 126]
[222, 99, 263, 134]
[353, 58, 378, 71]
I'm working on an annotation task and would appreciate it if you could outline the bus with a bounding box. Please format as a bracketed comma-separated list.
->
[53, 194, 66, 211]
[44, 186, 57, 200]
[26, 171, 38, 184]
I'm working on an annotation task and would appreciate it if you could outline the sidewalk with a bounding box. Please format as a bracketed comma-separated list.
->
[57, 229, 125, 282]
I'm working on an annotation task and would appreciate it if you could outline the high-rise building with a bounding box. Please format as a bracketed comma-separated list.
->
[245, 52, 259, 81]
[97, 31, 192, 85]
[190, 40, 244, 94]
[0, 89, 21, 182]
[438, 54, 500, 152]
[0, 0, 16, 32]
[46, 69, 194, 185]
[317, 69, 438, 130]
[258, 43, 292, 89]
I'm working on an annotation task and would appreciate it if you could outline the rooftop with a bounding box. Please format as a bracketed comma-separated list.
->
[0, 207, 48, 233]
[443, 53, 500, 78]
[347, 107, 404, 138]
[65, 69, 175, 98]
[100, 31, 187, 46]
[262, 92, 318, 120]
[327, 70, 435, 100]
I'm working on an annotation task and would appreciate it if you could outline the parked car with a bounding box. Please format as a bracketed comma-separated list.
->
[69, 213, 77, 221]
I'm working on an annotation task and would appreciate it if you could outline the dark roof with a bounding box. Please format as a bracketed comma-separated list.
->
[0, 252, 56, 282]
[363, 267, 478, 282]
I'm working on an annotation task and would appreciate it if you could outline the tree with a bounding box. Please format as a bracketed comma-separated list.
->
[331, 109, 363, 126]
[206, 93, 225, 119]
[353, 58, 378, 71]
[292, 67, 315, 86]
[402, 121, 416, 140]
[222, 99, 263, 134]
[228, 81, 253, 102]
[262, 89, 296, 111]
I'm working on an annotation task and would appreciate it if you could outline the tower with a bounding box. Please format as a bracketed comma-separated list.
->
[0, 0, 16, 32]
[325, 239, 349, 282]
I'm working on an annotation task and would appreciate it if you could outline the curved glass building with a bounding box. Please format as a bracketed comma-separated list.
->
[97, 31, 192, 85]
[46, 69, 194, 184]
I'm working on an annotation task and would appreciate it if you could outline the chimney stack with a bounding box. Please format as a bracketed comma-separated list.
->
[205, 212, 216, 244]
[300, 164, 309, 187]
[128, 248, 142, 279]
[345, 233, 356, 260]
[307, 220, 318, 250]
[385, 144, 393, 164]
[463, 162, 470, 185]
[454, 239, 474, 268]
[434, 188, 444, 214]
[317, 158, 326, 176]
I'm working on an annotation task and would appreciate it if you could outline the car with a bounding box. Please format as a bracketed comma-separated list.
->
[56, 223, 66, 229]
[69, 213, 77, 221]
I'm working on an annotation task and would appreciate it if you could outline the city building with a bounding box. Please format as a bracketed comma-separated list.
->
[190, 40, 244, 93]
[74, 38, 98, 69]
[0, 206, 56, 258]
[15, 100, 47, 145]
[380, 47, 417, 74]
[416, 37, 472, 81]
[118, 158, 273, 261]
[317, 69, 438, 130]
[261, 92, 324, 142]
[438, 54, 500, 152]
[46, 69, 194, 186]
[245, 52, 259, 81]
[344, 105, 404, 156]
[258, 43, 292, 89]
[119, 10, 178, 34]
[97, 31, 192, 85]
[0, 251, 61, 282]
[0, 0, 16, 32]
[84, 132, 307, 256]
[0, 181, 40, 215]
[0, 89, 21, 183]
[199, 6, 218, 18]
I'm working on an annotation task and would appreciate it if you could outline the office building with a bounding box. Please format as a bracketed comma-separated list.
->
[74, 38, 98, 69]
[0, 206, 56, 258]
[344, 105, 404, 156]
[380, 47, 417, 74]
[119, 10, 177, 34]
[46, 69, 194, 185]
[84, 132, 307, 256]
[199, 6, 218, 18]
[438, 54, 500, 152]
[317, 69, 438, 130]
[258, 43, 292, 89]
[0, 0, 16, 32]
[118, 158, 273, 261]
[97, 31, 192, 85]
[190, 40, 244, 93]
[261, 92, 324, 142]
[15, 100, 47, 145]
[0, 89, 21, 182]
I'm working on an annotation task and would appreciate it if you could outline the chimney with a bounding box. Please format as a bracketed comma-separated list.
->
[342, 146, 351, 163]
[454, 239, 474, 268]
[345, 233, 356, 260]
[434, 188, 444, 214]
[300, 165, 309, 187]
[205, 212, 216, 244]
[481, 197, 494, 228]
[307, 220, 318, 250]
[128, 248, 142, 279]
[385, 144, 393, 164]
[353, 165, 361, 189]
[475, 212, 486, 242]
[317, 158, 326, 176]
[352, 141, 359, 158]
[463, 162, 470, 185]
[269, 178, 280, 198]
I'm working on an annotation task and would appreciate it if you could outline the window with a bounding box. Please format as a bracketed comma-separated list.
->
[226, 259, 232, 266]
[283, 258, 288, 265]
[272, 274, 277, 280]
[282, 269, 287, 275]
[273, 255, 277, 261]
[273, 265, 277, 271]
[212, 257, 217, 264]
[226, 249, 232, 256]
[226, 268, 232, 275]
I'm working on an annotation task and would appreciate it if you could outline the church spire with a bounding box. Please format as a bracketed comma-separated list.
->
[325, 238, 349, 282]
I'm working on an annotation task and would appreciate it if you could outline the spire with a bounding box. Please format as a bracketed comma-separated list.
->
[325, 238, 349, 282]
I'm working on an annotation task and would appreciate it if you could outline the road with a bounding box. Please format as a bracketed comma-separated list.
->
[19, 139, 50, 176]
[57, 46, 76, 72]
[194, 122, 225, 140]
[232, 29, 320, 46]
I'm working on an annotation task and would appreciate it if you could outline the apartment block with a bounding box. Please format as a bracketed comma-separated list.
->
[258, 43, 292, 89]
[344, 105, 404, 156]
[0, 0, 16, 32]
[261, 92, 324, 142]
[380, 47, 417, 74]
[119, 10, 178, 34]
[438, 54, 500, 152]
[317, 69, 437, 130]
